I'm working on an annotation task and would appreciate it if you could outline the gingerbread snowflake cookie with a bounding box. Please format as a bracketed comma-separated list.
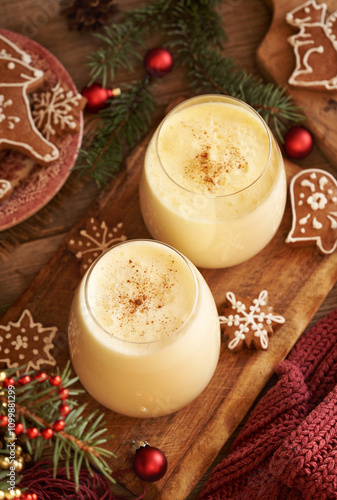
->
[286, 169, 337, 254]
[0, 34, 59, 166]
[31, 81, 86, 142]
[219, 290, 285, 351]
[286, 1, 337, 90]
[0, 309, 57, 374]
[67, 217, 127, 275]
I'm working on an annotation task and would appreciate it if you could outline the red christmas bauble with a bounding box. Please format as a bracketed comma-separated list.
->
[41, 428, 54, 440]
[53, 419, 65, 432]
[133, 445, 168, 482]
[144, 47, 173, 78]
[81, 83, 120, 113]
[284, 126, 313, 159]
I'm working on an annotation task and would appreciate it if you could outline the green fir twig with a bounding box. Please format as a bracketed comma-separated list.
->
[81, 0, 304, 185]
[0, 362, 115, 491]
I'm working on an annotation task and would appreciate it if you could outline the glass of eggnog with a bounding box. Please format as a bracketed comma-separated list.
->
[68, 239, 220, 418]
[139, 95, 287, 268]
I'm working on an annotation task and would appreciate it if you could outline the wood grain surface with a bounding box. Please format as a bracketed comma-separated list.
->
[257, 0, 337, 170]
[0, 1, 336, 499]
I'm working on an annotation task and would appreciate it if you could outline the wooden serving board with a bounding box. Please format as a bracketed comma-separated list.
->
[1, 128, 337, 499]
[257, 0, 337, 170]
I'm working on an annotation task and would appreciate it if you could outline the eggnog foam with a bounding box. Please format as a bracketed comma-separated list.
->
[86, 241, 196, 343]
[157, 102, 270, 196]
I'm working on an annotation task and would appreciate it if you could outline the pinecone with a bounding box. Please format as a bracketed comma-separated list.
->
[60, 0, 119, 33]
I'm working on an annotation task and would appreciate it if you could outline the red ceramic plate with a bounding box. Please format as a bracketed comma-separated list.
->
[0, 29, 83, 231]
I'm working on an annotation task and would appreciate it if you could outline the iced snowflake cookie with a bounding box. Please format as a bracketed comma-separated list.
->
[67, 217, 127, 275]
[0, 179, 12, 203]
[0, 34, 59, 166]
[286, 169, 337, 254]
[286, 1, 337, 90]
[31, 81, 87, 143]
[219, 290, 285, 351]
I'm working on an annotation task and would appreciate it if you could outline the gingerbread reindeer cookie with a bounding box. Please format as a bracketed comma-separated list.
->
[286, 0, 337, 90]
[0, 34, 59, 166]
[286, 169, 337, 255]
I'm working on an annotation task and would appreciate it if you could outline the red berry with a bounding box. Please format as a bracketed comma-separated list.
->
[58, 388, 69, 399]
[53, 420, 65, 432]
[18, 375, 31, 385]
[35, 372, 47, 382]
[4, 377, 15, 388]
[42, 428, 54, 440]
[26, 427, 39, 439]
[0, 415, 8, 427]
[49, 375, 62, 386]
[59, 403, 70, 416]
[32, 495, 38, 500]
[15, 422, 24, 435]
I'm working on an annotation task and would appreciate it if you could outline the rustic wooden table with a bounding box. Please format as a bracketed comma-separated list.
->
[0, 1, 336, 499]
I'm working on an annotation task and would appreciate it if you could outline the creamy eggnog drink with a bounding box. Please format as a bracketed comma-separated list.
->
[68, 240, 220, 418]
[139, 95, 287, 268]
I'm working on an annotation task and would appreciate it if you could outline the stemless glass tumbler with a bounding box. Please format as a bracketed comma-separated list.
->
[68, 239, 221, 418]
[139, 95, 287, 268]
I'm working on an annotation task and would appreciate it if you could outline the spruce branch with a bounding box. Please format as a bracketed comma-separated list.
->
[76, 77, 156, 186]
[81, 0, 304, 184]
[0, 362, 116, 490]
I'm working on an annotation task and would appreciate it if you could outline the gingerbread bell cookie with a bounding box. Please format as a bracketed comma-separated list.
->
[286, 1, 337, 90]
[0, 34, 59, 166]
[219, 290, 285, 352]
[286, 168, 337, 255]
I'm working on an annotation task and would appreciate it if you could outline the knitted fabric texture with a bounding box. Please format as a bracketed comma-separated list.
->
[200, 307, 337, 500]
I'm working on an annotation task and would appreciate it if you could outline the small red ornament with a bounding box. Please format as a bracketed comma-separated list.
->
[0, 415, 8, 427]
[18, 375, 31, 385]
[58, 387, 69, 400]
[41, 428, 54, 440]
[15, 422, 24, 435]
[133, 444, 168, 482]
[59, 403, 70, 416]
[4, 377, 15, 388]
[34, 372, 47, 383]
[53, 419, 65, 432]
[49, 375, 62, 386]
[81, 83, 121, 113]
[284, 126, 313, 159]
[26, 427, 39, 439]
[144, 47, 173, 78]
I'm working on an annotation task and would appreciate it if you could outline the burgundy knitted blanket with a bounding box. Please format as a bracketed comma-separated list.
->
[200, 308, 337, 500]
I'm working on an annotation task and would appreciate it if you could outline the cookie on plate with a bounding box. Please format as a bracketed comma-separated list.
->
[0, 34, 59, 166]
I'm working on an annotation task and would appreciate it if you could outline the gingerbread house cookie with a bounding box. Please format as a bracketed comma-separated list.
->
[286, 169, 337, 254]
[0, 34, 59, 166]
[286, 1, 337, 90]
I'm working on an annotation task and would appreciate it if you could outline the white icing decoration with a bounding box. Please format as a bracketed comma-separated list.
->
[307, 192, 328, 210]
[0, 34, 59, 164]
[301, 179, 316, 192]
[31, 81, 83, 140]
[319, 175, 328, 190]
[0, 179, 12, 200]
[7, 62, 15, 70]
[299, 213, 311, 224]
[219, 290, 285, 350]
[312, 217, 323, 229]
[286, 1, 337, 90]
